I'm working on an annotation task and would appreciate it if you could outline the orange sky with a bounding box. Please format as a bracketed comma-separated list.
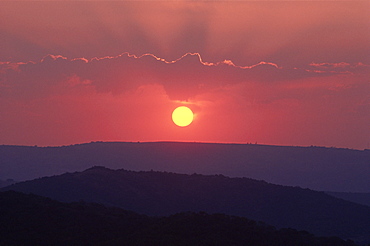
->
[0, 1, 369, 149]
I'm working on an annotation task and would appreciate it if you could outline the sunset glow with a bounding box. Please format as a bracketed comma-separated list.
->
[0, 1, 368, 149]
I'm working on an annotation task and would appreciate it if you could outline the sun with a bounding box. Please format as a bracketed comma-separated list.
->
[172, 106, 194, 127]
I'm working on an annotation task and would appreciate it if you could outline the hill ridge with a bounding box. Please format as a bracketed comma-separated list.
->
[1, 141, 369, 192]
[3, 166, 370, 243]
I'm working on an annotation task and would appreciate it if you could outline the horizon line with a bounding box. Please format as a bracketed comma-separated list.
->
[1, 140, 367, 151]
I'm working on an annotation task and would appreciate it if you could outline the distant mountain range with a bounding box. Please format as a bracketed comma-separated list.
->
[0, 191, 358, 246]
[3, 166, 370, 243]
[0, 142, 369, 192]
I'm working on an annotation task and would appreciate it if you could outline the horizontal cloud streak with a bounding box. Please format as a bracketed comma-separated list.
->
[2, 53, 367, 101]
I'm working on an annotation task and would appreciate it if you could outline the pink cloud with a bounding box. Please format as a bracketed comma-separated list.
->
[1, 2, 368, 65]
[3, 52, 363, 102]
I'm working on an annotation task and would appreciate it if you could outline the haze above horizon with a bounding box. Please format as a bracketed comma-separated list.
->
[0, 1, 369, 149]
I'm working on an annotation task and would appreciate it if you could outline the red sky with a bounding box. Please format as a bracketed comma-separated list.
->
[0, 1, 369, 149]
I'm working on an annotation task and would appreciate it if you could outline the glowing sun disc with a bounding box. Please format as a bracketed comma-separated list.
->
[172, 106, 194, 127]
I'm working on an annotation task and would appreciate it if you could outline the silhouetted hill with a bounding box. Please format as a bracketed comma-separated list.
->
[0, 179, 16, 188]
[0, 142, 369, 192]
[326, 192, 370, 207]
[3, 167, 370, 243]
[0, 191, 358, 246]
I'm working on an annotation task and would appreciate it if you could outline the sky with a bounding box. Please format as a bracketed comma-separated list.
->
[0, 1, 369, 149]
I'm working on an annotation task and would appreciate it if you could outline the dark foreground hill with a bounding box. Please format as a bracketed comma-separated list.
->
[0, 191, 358, 246]
[1, 142, 369, 192]
[3, 167, 370, 243]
